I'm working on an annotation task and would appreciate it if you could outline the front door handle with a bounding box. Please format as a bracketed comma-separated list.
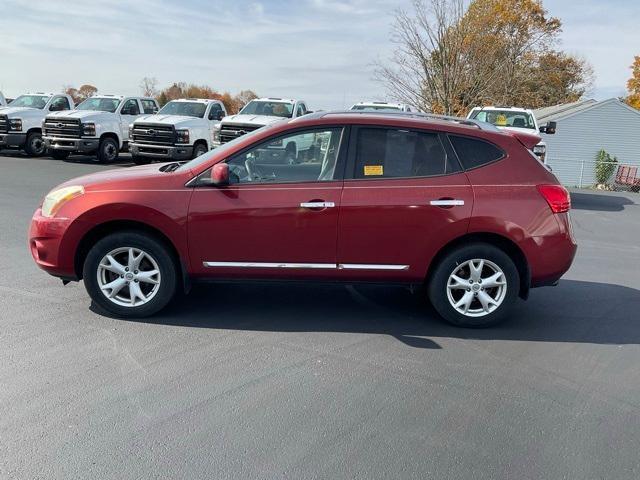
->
[430, 199, 465, 207]
[300, 201, 335, 209]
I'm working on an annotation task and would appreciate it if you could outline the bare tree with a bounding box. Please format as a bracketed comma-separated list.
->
[140, 77, 159, 97]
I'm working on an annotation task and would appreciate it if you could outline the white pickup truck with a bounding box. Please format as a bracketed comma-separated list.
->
[0, 93, 74, 156]
[214, 97, 311, 162]
[350, 101, 415, 112]
[129, 98, 227, 164]
[43, 95, 158, 162]
[467, 106, 557, 163]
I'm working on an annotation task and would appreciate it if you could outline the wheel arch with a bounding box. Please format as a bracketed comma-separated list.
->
[426, 232, 531, 299]
[100, 131, 121, 149]
[74, 219, 189, 293]
[193, 138, 208, 150]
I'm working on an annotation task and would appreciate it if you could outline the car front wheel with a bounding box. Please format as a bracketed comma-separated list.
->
[427, 243, 520, 327]
[82, 231, 178, 317]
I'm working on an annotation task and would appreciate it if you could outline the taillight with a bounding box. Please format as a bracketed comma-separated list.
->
[537, 184, 571, 213]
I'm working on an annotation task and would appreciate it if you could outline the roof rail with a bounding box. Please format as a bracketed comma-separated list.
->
[322, 110, 499, 131]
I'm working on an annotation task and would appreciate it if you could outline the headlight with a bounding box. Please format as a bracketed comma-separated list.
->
[212, 125, 221, 143]
[41, 185, 84, 218]
[176, 129, 190, 144]
[9, 118, 22, 131]
[129, 125, 134, 138]
[533, 144, 546, 162]
[82, 122, 96, 136]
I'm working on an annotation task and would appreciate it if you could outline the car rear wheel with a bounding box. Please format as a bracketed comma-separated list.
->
[25, 132, 46, 156]
[427, 243, 519, 327]
[97, 137, 119, 163]
[83, 231, 178, 317]
[50, 150, 70, 160]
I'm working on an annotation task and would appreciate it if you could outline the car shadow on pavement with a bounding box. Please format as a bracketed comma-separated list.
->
[570, 191, 637, 212]
[104, 279, 640, 349]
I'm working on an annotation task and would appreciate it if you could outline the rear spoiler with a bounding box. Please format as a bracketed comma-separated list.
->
[506, 130, 541, 150]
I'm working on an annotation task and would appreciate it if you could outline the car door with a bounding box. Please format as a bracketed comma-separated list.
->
[188, 126, 348, 279]
[119, 99, 141, 142]
[336, 126, 474, 282]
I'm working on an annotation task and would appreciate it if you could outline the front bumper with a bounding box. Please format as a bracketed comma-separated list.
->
[129, 142, 193, 160]
[44, 136, 99, 153]
[0, 132, 27, 148]
[29, 208, 77, 279]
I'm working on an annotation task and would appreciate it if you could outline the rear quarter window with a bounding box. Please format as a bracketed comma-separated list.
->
[449, 135, 504, 170]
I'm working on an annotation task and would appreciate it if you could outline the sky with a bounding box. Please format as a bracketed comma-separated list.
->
[0, 0, 638, 110]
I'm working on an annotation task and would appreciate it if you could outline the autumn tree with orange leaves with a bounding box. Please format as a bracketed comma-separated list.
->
[376, 0, 592, 115]
[626, 56, 640, 110]
[155, 82, 258, 114]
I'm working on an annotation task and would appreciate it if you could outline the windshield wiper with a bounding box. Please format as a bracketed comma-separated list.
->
[159, 162, 186, 172]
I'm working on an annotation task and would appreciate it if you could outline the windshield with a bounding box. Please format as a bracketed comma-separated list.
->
[239, 101, 293, 118]
[351, 105, 401, 111]
[470, 109, 536, 129]
[76, 97, 121, 113]
[10, 95, 50, 109]
[176, 124, 274, 173]
[158, 101, 207, 118]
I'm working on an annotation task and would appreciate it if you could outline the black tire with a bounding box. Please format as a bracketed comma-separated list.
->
[192, 142, 208, 159]
[131, 155, 151, 165]
[24, 131, 46, 157]
[427, 243, 520, 328]
[97, 137, 119, 163]
[82, 231, 178, 318]
[50, 150, 70, 160]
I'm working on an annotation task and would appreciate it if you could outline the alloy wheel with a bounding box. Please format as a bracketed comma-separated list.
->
[446, 259, 507, 317]
[96, 247, 161, 307]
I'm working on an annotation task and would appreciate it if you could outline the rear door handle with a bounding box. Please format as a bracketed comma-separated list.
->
[430, 199, 465, 207]
[300, 202, 335, 208]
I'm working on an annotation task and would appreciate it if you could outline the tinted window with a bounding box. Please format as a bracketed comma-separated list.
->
[141, 99, 158, 114]
[121, 99, 140, 115]
[225, 128, 343, 184]
[354, 128, 456, 179]
[208, 103, 223, 120]
[49, 96, 70, 111]
[449, 135, 504, 170]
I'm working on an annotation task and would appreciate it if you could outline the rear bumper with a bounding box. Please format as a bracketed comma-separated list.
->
[0, 133, 27, 148]
[528, 213, 577, 287]
[28, 209, 79, 279]
[44, 136, 99, 153]
[129, 142, 193, 160]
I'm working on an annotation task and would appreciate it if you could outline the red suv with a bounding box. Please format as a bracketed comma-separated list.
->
[29, 112, 576, 327]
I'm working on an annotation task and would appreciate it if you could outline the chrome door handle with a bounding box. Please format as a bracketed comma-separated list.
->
[300, 202, 335, 208]
[430, 199, 465, 206]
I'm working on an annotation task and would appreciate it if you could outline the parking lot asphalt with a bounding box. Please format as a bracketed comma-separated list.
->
[1, 152, 640, 479]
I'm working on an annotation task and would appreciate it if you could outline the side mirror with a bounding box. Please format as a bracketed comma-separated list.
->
[540, 121, 557, 135]
[210, 163, 229, 186]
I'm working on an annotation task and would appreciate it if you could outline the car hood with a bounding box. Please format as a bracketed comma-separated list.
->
[221, 114, 287, 127]
[56, 163, 193, 192]
[497, 126, 545, 145]
[1, 106, 42, 117]
[46, 110, 114, 120]
[134, 114, 203, 127]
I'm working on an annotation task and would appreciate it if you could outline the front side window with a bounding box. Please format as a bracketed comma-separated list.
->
[141, 99, 158, 114]
[49, 96, 70, 111]
[158, 101, 206, 118]
[240, 100, 294, 118]
[121, 99, 140, 115]
[208, 103, 223, 120]
[10, 95, 50, 109]
[77, 98, 121, 113]
[225, 128, 343, 184]
[353, 128, 457, 179]
[449, 135, 505, 170]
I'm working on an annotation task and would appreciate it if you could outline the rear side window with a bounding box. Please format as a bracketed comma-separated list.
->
[449, 135, 504, 170]
[353, 128, 458, 179]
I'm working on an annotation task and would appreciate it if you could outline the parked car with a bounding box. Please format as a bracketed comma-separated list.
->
[28, 111, 576, 327]
[0, 93, 74, 156]
[43, 95, 157, 162]
[129, 98, 226, 164]
[467, 106, 556, 163]
[214, 97, 310, 153]
[350, 101, 415, 112]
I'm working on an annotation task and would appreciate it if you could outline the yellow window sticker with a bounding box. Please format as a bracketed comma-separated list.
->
[364, 165, 383, 176]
